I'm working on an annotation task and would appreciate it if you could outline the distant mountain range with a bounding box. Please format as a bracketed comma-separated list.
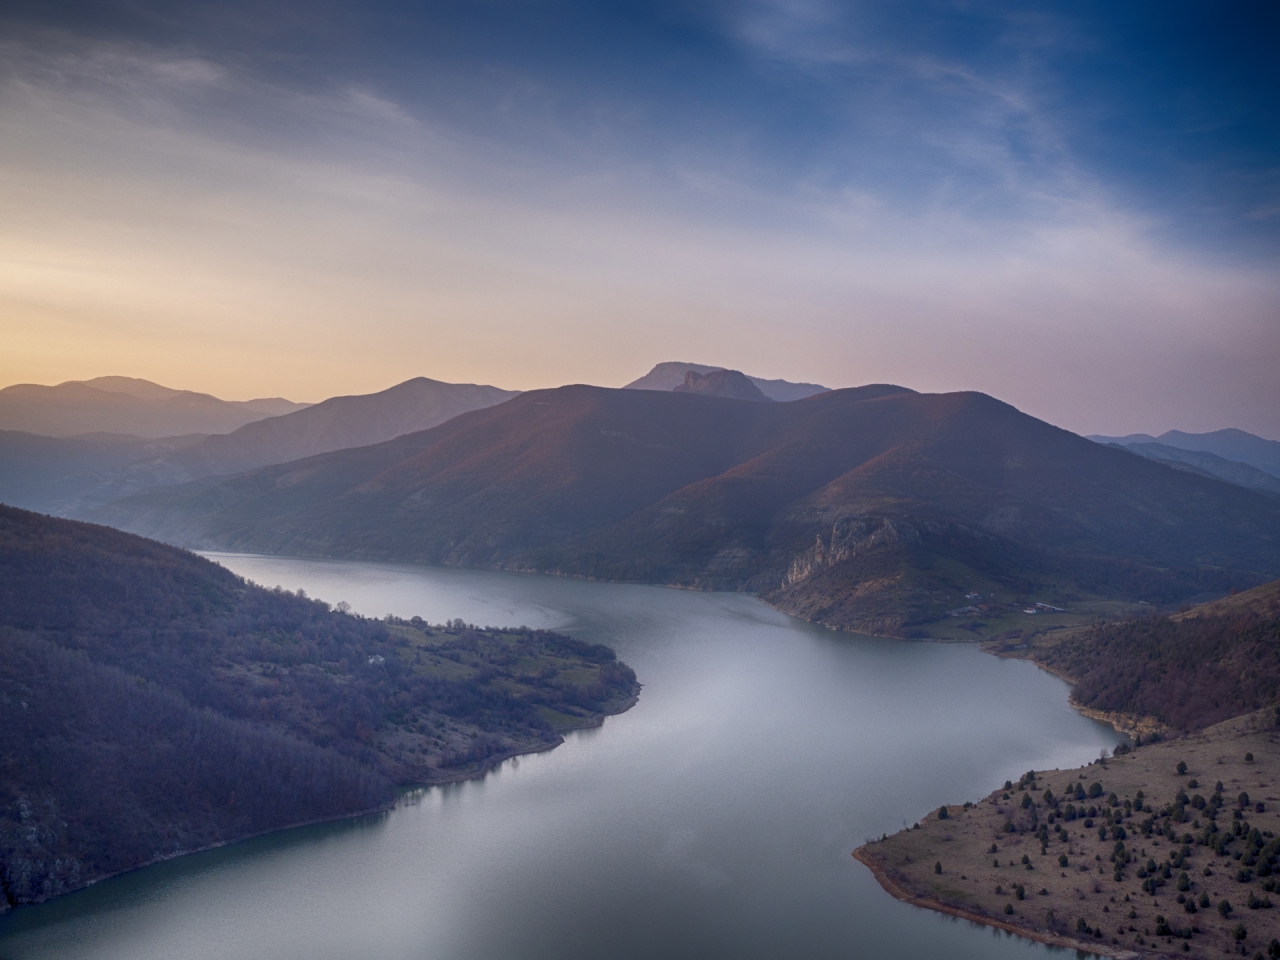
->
[1090, 428, 1280, 487]
[0, 377, 309, 438]
[1098, 441, 1280, 496]
[0, 377, 518, 515]
[90, 384, 1280, 636]
[625, 361, 829, 401]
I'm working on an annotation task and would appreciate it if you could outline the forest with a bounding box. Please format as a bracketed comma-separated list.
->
[0, 505, 639, 908]
[1037, 580, 1280, 731]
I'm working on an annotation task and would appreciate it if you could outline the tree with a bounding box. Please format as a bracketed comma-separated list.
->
[934, 861, 942, 875]
[1177, 760, 1188, 775]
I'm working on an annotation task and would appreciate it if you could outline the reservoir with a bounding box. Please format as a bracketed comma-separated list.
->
[0, 555, 1120, 960]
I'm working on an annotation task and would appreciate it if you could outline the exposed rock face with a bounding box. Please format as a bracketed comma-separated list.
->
[767, 515, 1019, 636]
[672, 369, 773, 402]
[784, 517, 926, 586]
[624, 361, 829, 400]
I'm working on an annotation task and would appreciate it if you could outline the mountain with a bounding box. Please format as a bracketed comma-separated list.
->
[152, 376, 519, 481]
[1090, 429, 1280, 480]
[91, 384, 1280, 635]
[0, 505, 638, 907]
[672, 369, 772, 401]
[1098, 441, 1280, 496]
[0, 378, 309, 438]
[0, 378, 519, 516]
[624, 361, 829, 401]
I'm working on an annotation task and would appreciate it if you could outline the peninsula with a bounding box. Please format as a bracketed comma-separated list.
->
[856, 579, 1280, 958]
[0, 505, 640, 910]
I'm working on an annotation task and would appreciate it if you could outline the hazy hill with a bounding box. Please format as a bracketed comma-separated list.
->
[74, 376, 306, 417]
[0, 431, 208, 514]
[0, 505, 637, 907]
[1101, 441, 1280, 496]
[91, 384, 1280, 635]
[1091, 428, 1280, 480]
[672, 369, 772, 401]
[625, 361, 829, 401]
[0, 377, 519, 516]
[154, 376, 519, 481]
[0, 378, 309, 438]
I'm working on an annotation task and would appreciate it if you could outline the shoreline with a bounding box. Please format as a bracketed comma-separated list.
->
[1, 695, 640, 916]
[851, 847, 1129, 959]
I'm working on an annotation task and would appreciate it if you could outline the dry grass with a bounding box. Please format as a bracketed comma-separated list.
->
[857, 709, 1280, 959]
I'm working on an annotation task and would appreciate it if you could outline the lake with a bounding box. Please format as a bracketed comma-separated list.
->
[0, 555, 1120, 959]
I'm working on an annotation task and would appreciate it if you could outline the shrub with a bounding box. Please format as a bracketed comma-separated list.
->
[1234, 922, 1247, 941]
[937, 805, 948, 820]
[1059, 854, 1069, 867]
[1004, 903, 1014, 915]
[1220, 899, 1234, 917]
[1177, 760, 1188, 775]
[934, 861, 942, 875]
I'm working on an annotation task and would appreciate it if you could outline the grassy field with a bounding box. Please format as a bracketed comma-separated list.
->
[857, 709, 1280, 959]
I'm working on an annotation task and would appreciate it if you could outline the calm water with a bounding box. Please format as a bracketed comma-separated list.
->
[0, 555, 1121, 960]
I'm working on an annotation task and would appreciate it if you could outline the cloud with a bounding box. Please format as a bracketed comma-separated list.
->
[0, 26, 1275, 439]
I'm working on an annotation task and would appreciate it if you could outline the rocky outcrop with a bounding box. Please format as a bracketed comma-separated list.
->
[784, 517, 933, 586]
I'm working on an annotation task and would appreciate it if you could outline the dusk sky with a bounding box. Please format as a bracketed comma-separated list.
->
[1, 1, 1277, 437]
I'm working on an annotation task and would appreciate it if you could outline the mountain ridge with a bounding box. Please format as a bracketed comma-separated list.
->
[0, 379, 308, 438]
[89, 384, 1280, 635]
[1090, 428, 1280, 480]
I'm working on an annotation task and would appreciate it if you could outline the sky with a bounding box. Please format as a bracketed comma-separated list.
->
[0, 0, 1277, 438]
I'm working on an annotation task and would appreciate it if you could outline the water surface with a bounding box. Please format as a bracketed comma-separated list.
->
[0, 555, 1119, 960]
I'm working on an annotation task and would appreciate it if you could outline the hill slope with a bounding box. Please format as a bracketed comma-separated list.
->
[1032, 579, 1280, 733]
[91, 385, 1280, 635]
[0, 506, 638, 908]
[0, 431, 208, 514]
[0, 379, 307, 438]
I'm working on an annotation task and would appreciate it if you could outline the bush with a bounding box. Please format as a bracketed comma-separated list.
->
[934, 861, 942, 875]
[1220, 899, 1234, 917]
[1234, 922, 1247, 941]
[1004, 903, 1014, 915]
[937, 805, 948, 820]
[1177, 760, 1188, 775]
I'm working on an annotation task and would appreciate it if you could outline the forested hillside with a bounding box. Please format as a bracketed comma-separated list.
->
[0, 506, 639, 908]
[1034, 579, 1280, 731]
